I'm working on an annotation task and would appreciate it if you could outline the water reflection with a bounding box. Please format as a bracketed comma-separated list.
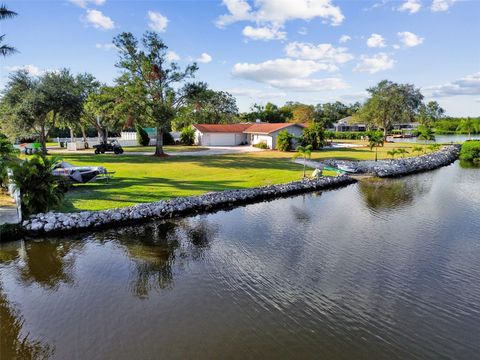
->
[358, 176, 431, 211]
[98, 219, 217, 298]
[0, 282, 54, 359]
[18, 241, 81, 290]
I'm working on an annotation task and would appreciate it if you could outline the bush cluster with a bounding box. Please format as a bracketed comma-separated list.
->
[324, 131, 367, 140]
[180, 126, 195, 145]
[460, 140, 480, 163]
[136, 125, 150, 146]
[276, 130, 293, 151]
[253, 142, 269, 149]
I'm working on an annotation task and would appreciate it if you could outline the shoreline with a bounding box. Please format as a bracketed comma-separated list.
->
[2, 145, 461, 240]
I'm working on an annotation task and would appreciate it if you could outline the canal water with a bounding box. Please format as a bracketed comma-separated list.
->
[1, 161, 479, 359]
[389, 134, 480, 143]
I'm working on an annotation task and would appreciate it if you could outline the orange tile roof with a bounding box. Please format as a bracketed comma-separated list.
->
[243, 122, 305, 134]
[193, 123, 253, 133]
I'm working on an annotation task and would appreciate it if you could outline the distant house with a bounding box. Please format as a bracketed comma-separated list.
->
[331, 116, 367, 132]
[193, 122, 306, 149]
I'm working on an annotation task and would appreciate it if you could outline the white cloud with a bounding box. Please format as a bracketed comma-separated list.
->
[397, 31, 424, 47]
[147, 11, 168, 32]
[298, 27, 308, 35]
[233, 59, 336, 81]
[242, 25, 286, 40]
[339, 34, 351, 43]
[228, 88, 287, 99]
[367, 33, 386, 48]
[232, 58, 348, 91]
[166, 51, 180, 62]
[265, 78, 349, 91]
[426, 72, 480, 97]
[69, 0, 106, 8]
[95, 43, 116, 51]
[398, 0, 422, 13]
[216, 0, 344, 40]
[197, 53, 212, 63]
[353, 53, 395, 74]
[5, 64, 44, 76]
[431, 0, 457, 12]
[284, 42, 353, 65]
[84, 9, 114, 30]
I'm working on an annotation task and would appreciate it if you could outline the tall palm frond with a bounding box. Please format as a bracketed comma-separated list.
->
[0, 4, 17, 20]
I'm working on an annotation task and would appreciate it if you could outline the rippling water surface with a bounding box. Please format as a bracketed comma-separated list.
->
[1, 161, 479, 359]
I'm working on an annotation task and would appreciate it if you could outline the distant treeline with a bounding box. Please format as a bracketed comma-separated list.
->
[433, 117, 480, 134]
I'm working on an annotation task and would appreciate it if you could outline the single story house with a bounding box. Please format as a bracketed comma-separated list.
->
[193, 124, 252, 146]
[193, 123, 306, 149]
[243, 123, 305, 149]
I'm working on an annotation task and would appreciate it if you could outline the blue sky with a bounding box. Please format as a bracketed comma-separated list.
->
[1, 0, 479, 116]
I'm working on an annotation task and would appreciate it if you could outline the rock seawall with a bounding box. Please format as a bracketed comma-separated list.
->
[22, 175, 356, 235]
[324, 145, 460, 177]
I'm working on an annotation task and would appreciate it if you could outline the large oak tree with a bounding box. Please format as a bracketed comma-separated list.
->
[113, 31, 206, 156]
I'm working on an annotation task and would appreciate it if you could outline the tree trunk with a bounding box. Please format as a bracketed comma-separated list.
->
[375, 146, 378, 162]
[39, 124, 47, 155]
[97, 127, 107, 144]
[81, 127, 87, 142]
[155, 127, 165, 156]
[70, 127, 75, 142]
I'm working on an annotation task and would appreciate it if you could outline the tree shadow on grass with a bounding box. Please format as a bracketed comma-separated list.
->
[60, 177, 251, 212]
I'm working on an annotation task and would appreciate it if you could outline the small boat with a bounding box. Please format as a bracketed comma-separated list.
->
[52, 162, 108, 183]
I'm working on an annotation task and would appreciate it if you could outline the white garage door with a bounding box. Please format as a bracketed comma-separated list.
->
[206, 133, 237, 146]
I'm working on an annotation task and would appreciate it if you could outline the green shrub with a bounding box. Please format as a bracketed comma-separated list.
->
[136, 125, 150, 146]
[0, 223, 24, 242]
[0, 134, 18, 189]
[180, 126, 196, 146]
[253, 142, 268, 149]
[163, 131, 175, 145]
[302, 123, 325, 150]
[276, 130, 293, 151]
[324, 131, 367, 140]
[10, 155, 67, 216]
[460, 140, 480, 162]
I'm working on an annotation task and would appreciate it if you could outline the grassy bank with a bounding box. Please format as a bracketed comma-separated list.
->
[50, 141, 430, 212]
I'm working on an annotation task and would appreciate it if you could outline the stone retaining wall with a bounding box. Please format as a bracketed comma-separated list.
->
[323, 145, 460, 177]
[22, 175, 356, 235]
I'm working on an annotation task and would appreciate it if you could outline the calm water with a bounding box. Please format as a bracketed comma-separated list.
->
[1, 162, 479, 359]
[390, 134, 480, 143]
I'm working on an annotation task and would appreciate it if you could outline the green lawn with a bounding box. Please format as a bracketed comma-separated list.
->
[52, 141, 432, 212]
[122, 145, 208, 153]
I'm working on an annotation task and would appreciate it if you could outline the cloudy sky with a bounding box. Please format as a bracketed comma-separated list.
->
[1, 0, 479, 116]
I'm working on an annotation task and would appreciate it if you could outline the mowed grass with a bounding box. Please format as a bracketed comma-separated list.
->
[57, 152, 306, 212]
[122, 145, 208, 153]
[53, 141, 431, 212]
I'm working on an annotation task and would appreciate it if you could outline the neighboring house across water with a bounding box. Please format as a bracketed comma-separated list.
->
[193, 123, 306, 149]
[330, 116, 367, 132]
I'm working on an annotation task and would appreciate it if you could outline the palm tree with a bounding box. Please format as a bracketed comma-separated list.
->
[293, 145, 313, 178]
[0, 4, 18, 57]
[396, 148, 409, 158]
[457, 119, 478, 140]
[417, 126, 435, 144]
[368, 131, 384, 162]
[387, 149, 398, 159]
